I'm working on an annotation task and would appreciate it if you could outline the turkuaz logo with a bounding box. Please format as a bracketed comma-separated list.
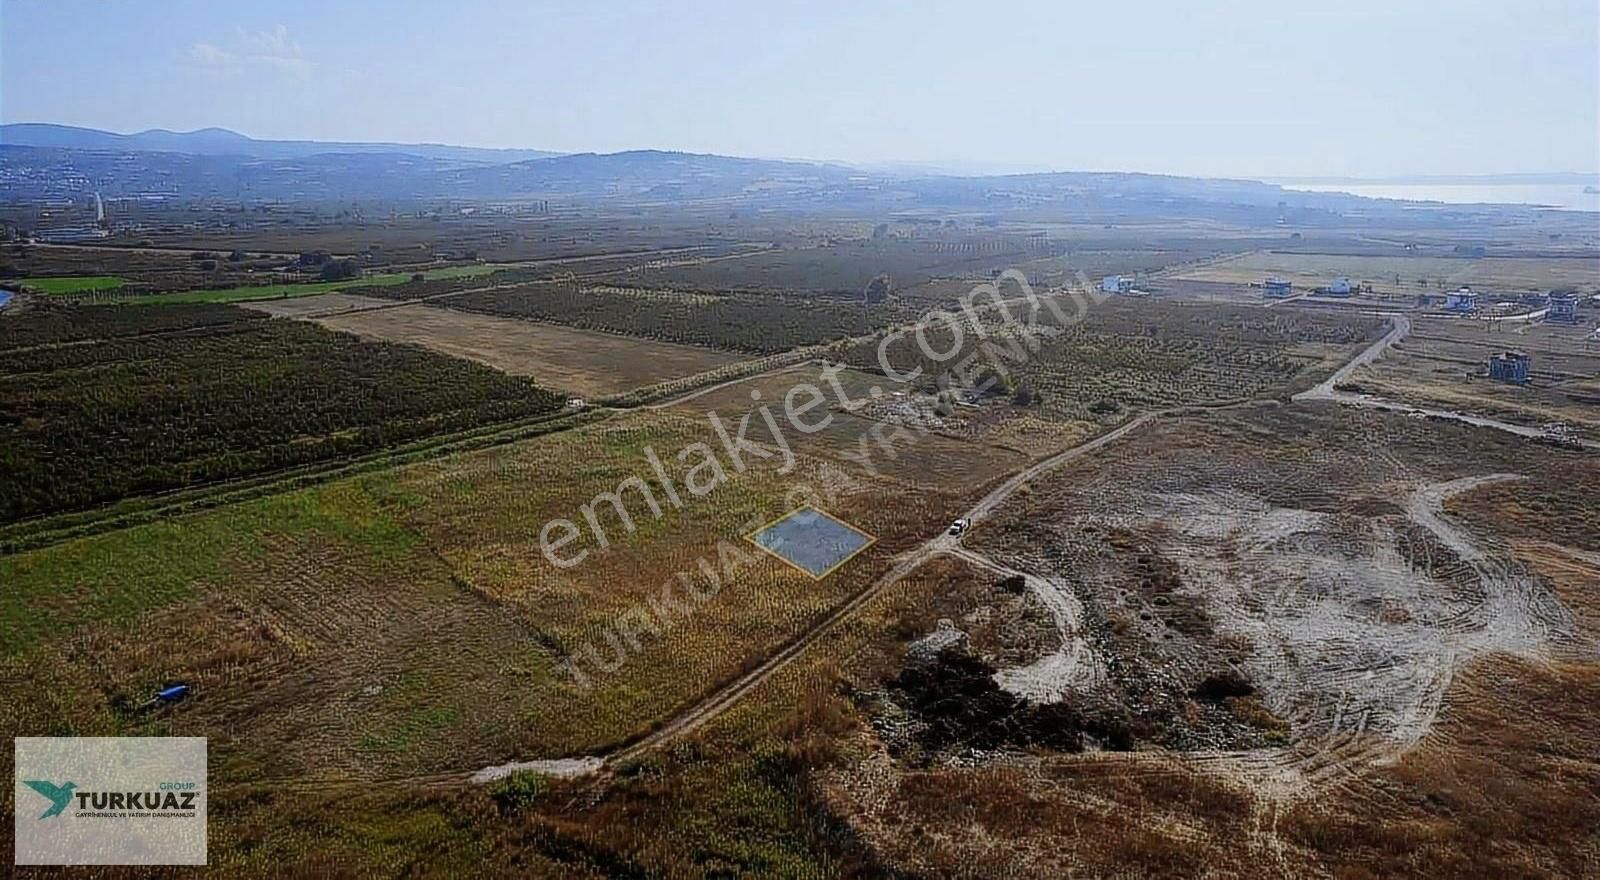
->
[23, 781, 77, 819]
[22, 779, 199, 819]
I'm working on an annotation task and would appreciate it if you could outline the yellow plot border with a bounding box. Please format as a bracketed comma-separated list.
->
[743, 505, 878, 581]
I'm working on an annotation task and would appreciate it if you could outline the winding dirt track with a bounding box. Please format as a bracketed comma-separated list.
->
[1295, 312, 1600, 450]
[1293, 312, 1411, 402]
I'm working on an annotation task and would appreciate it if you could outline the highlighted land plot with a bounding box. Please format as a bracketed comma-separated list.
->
[746, 505, 876, 579]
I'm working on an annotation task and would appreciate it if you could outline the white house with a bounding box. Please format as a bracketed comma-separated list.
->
[1101, 275, 1135, 294]
[1328, 276, 1353, 295]
[1548, 291, 1579, 323]
[1445, 287, 1478, 313]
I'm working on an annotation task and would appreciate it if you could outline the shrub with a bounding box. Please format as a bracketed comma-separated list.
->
[318, 259, 362, 282]
[491, 771, 549, 811]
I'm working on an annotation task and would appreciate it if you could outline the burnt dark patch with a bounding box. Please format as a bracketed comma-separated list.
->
[886, 648, 1131, 757]
[1345, 496, 1404, 518]
[1107, 528, 1214, 638]
[1192, 670, 1255, 700]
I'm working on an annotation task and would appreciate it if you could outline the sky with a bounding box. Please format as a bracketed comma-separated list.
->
[2, 0, 1596, 179]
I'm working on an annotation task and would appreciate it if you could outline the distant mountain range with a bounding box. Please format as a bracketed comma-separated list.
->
[0, 123, 1587, 220]
[0, 123, 561, 165]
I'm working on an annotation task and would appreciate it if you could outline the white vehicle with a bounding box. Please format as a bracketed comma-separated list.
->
[1539, 422, 1582, 449]
[947, 518, 969, 537]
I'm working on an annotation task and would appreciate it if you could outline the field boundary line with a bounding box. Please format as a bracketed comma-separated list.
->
[0, 408, 609, 555]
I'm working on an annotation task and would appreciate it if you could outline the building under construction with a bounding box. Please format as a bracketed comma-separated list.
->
[1487, 351, 1530, 384]
[1548, 291, 1580, 323]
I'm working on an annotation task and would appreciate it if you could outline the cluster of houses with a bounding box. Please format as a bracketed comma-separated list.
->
[1261, 275, 1354, 298]
[1443, 286, 1585, 321]
[1096, 270, 1591, 325]
[1253, 274, 1588, 322]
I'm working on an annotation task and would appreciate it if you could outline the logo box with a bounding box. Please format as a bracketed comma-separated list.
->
[14, 737, 207, 866]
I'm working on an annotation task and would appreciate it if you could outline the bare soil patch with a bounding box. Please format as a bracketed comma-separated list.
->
[239, 292, 396, 318]
[312, 303, 746, 397]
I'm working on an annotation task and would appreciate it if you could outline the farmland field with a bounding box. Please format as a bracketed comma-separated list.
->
[312, 302, 749, 396]
[116, 262, 504, 305]
[1, 149, 1597, 877]
[0, 317, 565, 523]
[0, 406, 964, 779]
[17, 274, 125, 294]
[449, 280, 925, 353]
[238, 291, 397, 318]
[661, 362, 1042, 486]
[848, 298, 1388, 418]
[0, 299, 261, 350]
[606, 238, 1052, 294]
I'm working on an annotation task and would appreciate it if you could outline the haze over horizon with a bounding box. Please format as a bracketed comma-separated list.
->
[3, 0, 1597, 179]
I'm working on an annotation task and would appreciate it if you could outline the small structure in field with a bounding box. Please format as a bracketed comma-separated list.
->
[1263, 276, 1294, 298]
[1487, 350, 1530, 384]
[1548, 291, 1579, 323]
[1327, 276, 1354, 296]
[1445, 286, 1478, 313]
[1100, 275, 1135, 294]
[1539, 422, 1582, 449]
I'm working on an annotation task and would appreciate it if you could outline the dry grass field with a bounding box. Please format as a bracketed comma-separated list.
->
[1343, 316, 1600, 438]
[311, 303, 748, 397]
[665, 363, 1066, 488]
[239, 291, 397, 318]
[808, 403, 1600, 878]
[0, 403, 972, 785]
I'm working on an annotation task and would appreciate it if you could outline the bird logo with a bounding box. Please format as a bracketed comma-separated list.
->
[23, 780, 77, 819]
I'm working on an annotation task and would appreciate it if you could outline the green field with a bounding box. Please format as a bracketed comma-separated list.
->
[20, 275, 127, 295]
[115, 264, 505, 305]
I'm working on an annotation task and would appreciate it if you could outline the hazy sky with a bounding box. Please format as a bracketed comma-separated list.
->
[3, 0, 1596, 178]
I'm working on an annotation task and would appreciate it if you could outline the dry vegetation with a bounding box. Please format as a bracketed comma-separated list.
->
[811, 403, 1600, 878]
[849, 297, 1386, 418]
[1342, 316, 1600, 438]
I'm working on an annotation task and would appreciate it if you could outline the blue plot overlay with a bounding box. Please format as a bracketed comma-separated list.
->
[747, 506, 875, 578]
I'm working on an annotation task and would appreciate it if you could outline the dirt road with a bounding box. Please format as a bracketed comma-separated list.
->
[1293, 312, 1412, 402]
[470, 409, 1162, 780]
[1294, 312, 1600, 451]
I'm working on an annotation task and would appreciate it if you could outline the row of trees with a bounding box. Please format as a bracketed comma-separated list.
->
[0, 320, 565, 523]
[450, 282, 923, 354]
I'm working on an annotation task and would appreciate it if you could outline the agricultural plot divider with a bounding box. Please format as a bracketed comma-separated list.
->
[0, 406, 608, 555]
